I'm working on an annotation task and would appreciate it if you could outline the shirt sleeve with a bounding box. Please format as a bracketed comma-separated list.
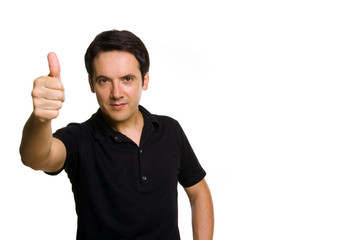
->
[46, 123, 81, 176]
[176, 122, 206, 188]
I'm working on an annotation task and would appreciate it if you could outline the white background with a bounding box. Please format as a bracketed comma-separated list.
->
[1, 0, 360, 239]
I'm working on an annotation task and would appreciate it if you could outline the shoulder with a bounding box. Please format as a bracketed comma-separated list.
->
[154, 114, 179, 125]
[53, 112, 98, 140]
[151, 114, 190, 146]
[152, 113, 184, 134]
[140, 105, 182, 130]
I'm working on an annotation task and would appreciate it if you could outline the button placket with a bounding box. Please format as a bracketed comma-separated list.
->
[138, 148, 148, 184]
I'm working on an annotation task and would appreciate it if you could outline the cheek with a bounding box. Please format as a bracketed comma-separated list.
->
[126, 85, 142, 97]
[95, 90, 109, 102]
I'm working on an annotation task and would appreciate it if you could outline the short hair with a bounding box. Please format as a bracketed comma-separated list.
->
[85, 30, 150, 83]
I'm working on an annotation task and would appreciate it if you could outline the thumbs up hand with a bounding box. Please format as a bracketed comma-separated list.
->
[32, 52, 65, 122]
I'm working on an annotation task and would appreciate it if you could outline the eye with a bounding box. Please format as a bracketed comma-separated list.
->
[97, 78, 109, 84]
[124, 76, 133, 82]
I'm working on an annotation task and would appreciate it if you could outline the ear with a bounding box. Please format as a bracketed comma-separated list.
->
[142, 72, 149, 90]
[88, 75, 95, 93]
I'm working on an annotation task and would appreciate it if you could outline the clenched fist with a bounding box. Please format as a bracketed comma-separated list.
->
[32, 52, 65, 122]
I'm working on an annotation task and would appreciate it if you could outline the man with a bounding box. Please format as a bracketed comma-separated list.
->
[20, 30, 214, 239]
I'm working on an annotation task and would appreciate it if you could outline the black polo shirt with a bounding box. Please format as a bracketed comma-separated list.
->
[51, 105, 206, 240]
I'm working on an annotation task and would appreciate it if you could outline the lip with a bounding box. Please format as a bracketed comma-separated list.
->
[110, 103, 127, 110]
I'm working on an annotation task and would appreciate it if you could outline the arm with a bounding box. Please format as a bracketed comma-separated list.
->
[184, 178, 214, 240]
[19, 52, 66, 172]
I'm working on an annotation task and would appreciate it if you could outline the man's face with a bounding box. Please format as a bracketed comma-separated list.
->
[90, 50, 149, 127]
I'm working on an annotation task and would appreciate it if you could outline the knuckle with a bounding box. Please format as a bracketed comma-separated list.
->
[56, 101, 63, 109]
[31, 88, 40, 98]
[58, 82, 64, 90]
[50, 110, 59, 119]
[33, 109, 59, 122]
[33, 109, 45, 120]
[55, 90, 63, 100]
[59, 91, 65, 101]
[33, 76, 45, 86]
[52, 79, 63, 90]
[50, 110, 60, 120]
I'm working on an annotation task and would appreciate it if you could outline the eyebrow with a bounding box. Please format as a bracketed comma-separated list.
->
[95, 74, 137, 81]
[95, 75, 109, 81]
[121, 74, 137, 79]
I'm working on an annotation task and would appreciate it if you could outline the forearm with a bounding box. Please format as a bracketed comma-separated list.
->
[190, 187, 214, 240]
[20, 113, 53, 170]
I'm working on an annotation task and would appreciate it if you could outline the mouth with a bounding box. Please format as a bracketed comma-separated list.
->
[110, 103, 127, 110]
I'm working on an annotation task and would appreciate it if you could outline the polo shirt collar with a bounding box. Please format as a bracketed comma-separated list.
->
[93, 105, 159, 141]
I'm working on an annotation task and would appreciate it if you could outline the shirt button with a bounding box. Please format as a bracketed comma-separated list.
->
[114, 136, 119, 140]
[139, 149, 143, 154]
[142, 176, 147, 181]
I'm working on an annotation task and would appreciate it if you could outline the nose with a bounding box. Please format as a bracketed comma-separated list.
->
[111, 81, 123, 99]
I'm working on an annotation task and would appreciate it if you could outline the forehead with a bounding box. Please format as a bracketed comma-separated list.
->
[93, 50, 140, 75]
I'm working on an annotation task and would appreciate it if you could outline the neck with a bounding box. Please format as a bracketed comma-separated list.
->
[117, 111, 143, 132]
[103, 110, 144, 146]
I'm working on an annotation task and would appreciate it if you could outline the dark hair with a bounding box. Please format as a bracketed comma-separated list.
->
[85, 30, 150, 84]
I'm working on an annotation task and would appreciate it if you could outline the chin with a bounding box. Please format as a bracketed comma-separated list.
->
[103, 107, 133, 123]
[107, 111, 128, 122]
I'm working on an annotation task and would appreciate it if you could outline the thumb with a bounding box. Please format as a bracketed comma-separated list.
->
[47, 52, 61, 78]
